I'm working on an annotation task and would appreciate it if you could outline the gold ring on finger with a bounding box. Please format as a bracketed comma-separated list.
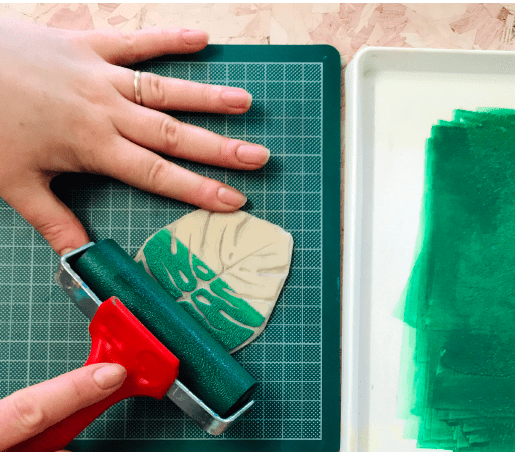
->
[134, 70, 142, 105]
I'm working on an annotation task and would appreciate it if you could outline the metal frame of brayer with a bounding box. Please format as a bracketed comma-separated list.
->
[54, 242, 254, 436]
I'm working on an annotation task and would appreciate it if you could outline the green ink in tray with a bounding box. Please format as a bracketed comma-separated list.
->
[399, 109, 515, 451]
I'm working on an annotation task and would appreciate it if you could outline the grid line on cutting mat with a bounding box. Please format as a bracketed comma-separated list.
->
[0, 61, 323, 441]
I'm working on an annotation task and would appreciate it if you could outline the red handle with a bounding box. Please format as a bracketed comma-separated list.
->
[9, 297, 179, 452]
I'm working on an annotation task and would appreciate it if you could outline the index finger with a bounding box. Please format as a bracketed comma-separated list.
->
[0, 363, 126, 450]
[77, 27, 209, 66]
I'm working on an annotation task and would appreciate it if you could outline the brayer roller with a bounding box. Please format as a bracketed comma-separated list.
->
[74, 239, 257, 417]
[14, 239, 257, 449]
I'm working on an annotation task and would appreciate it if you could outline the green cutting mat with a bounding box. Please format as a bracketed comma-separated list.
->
[0, 45, 340, 451]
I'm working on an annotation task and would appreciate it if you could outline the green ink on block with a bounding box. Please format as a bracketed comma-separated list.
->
[188, 288, 254, 350]
[400, 109, 515, 451]
[140, 230, 183, 300]
[142, 228, 265, 351]
[192, 254, 216, 281]
[209, 278, 265, 328]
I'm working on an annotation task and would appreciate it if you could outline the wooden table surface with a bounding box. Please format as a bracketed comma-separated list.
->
[2, 3, 514, 64]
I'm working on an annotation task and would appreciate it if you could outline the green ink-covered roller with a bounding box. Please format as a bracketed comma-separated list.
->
[74, 239, 257, 417]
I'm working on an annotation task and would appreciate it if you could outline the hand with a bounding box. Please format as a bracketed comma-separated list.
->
[0, 19, 269, 255]
[0, 363, 126, 451]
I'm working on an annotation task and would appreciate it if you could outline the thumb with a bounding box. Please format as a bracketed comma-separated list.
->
[2, 179, 90, 255]
[0, 363, 126, 450]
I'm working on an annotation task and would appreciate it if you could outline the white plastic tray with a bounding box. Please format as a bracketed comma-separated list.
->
[342, 47, 515, 452]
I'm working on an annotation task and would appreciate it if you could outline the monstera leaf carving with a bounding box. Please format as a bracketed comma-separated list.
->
[135, 210, 294, 353]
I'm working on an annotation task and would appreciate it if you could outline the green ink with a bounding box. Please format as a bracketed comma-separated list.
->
[192, 254, 216, 281]
[142, 233, 182, 300]
[143, 229, 197, 293]
[187, 288, 254, 350]
[141, 227, 266, 351]
[399, 109, 515, 451]
[210, 278, 265, 328]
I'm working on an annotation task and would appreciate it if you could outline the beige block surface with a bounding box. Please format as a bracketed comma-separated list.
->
[136, 210, 294, 352]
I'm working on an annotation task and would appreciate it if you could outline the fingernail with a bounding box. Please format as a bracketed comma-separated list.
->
[221, 89, 252, 109]
[217, 187, 247, 208]
[60, 248, 74, 256]
[236, 145, 270, 165]
[93, 364, 126, 390]
[182, 29, 209, 45]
